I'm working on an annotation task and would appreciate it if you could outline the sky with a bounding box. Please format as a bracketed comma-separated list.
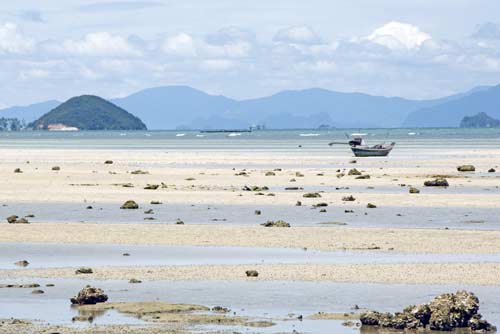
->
[1, 0, 500, 107]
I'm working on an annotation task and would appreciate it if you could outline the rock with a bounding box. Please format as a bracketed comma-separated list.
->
[130, 170, 148, 175]
[72, 315, 94, 322]
[457, 165, 475, 172]
[245, 270, 259, 277]
[367, 203, 377, 209]
[409, 187, 420, 194]
[355, 175, 370, 179]
[122, 253, 130, 256]
[144, 184, 160, 190]
[128, 278, 142, 284]
[144, 209, 154, 214]
[488, 168, 496, 173]
[254, 210, 261, 215]
[6, 215, 18, 223]
[285, 187, 301, 190]
[242, 185, 269, 192]
[75, 267, 93, 274]
[295, 201, 302, 206]
[261, 220, 290, 227]
[342, 195, 356, 201]
[212, 306, 230, 313]
[150, 200, 162, 205]
[144, 217, 155, 221]
[31, 289, 44, 294]
[175, 219, 185, 225]
[265, 171, 275, 176]
[70, 285, 108, 305]
[348, 168, 362, 176]
[14, 260, 29, 267]
[313, 203, 328, 208]
[104, 160, 113, 164]
[120, 200, 139, 209]
[6, 215, 29, 224]
[295, 172, 304, 177]
[52, 166, 61, 171]
[14, 168, 22, 173]
[361, 291, 495, 332]
[424, 178, 449, 187]
[46, 284, 55, 287]
[86, 205, 93, 209]
[303, 192, 321, 198]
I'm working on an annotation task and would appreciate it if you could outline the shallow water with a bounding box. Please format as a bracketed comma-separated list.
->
[2, 201, 499, 230]
[0, 278, 498, 333]
[1, 243, 499, 270]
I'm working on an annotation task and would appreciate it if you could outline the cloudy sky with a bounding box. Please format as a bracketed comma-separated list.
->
[1, 0, 500, 107]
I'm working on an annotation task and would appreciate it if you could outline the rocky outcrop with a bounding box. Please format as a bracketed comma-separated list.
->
[70, 286, 108, 305]
[6, 215, 29, 224]
[360, 291, 495, 332]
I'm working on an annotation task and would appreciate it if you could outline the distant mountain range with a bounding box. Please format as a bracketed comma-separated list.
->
[1, 84, 499, 129]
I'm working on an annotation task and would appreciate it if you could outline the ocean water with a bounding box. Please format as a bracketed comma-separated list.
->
[0, 128, 499, 151]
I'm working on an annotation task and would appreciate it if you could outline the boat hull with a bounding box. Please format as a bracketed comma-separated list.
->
[351, 146, 393, 157]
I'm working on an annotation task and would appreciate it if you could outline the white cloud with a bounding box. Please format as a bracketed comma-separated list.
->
[365, 21, 432, 50]
[273, 25, 322, 45]
[471, 22, 500, 40]
[199, 59, 234, 71]
[0, 22, 35, 54]
[63, 32, 141, 56]
[162, 33, 197, 57]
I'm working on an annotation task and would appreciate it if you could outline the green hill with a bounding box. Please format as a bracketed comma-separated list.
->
[30, 95, 147, 130]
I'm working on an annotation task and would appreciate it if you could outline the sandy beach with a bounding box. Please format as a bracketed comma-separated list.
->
[1, 135, 500, 333]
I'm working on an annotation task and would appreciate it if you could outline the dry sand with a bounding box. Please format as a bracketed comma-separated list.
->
[2, 223, 500, 254]
[2, 263, 500, 285]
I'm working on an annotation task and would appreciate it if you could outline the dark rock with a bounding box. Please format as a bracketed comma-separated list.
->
[313, 202, 328, 208]
[120, 200, 139, 209]
[488, 168, 496, 173]
[6, 215, 19, 223]
[86, 206, 93, 209]
[130, 170, 148, 175]
[295, 201, 302, 206]
[342, 195, 356, 201]
[75, 267, 93, 275]
[150, 200, 162, 205]
[128, 278, 142, 284]
[457, 165, 475, 172]
[367, 203, 377, 208]
[212, 306, 230, 313]
[261, 220, 290, 227]
[15, 260, 29, 267]
[144, 184, 160, 190]
[70, 286, 108, 305]
[245, 270, 259, 277]
[175, 218, 185, 225]
[31, 289, 44, 294]
[424, 178, 449, 187]
[409, 187, 420, 194]
[52, 166, 61, 171]
[144, 209, 154, 214]
[14, 168, 22, 173]
[303, 192, 321, 198]
[104, 160, 113, 164]
[355, 175, 370, 179]
[348, 168, 362, 176]
[265, 171, 276, 176]
[254, 210, 261, 215]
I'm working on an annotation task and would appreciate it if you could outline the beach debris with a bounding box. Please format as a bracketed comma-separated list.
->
[356, 175, 370, 179]
[104, 160, 113, 164]
[13, 168, 22, 173]
[265, 171, 276, 176]
[360, 290, 495, 332]
[31, 289, 44, 294]
[367, 203, 377, 208]
[120, 200, 139, 209]
[303, 192, 321, 198]
[128, 278, 142, 284]
[348, 168, 362, 176]
[51, 166, 61, 171]
[261, 220, 290, 227]
[14, 260, 29, 267]
[424, 178, 449, 187]
[409, 187, 420, 194]
[175, 218, 185, 225]
[130, 170, 149, 175]
[144, 184, 160, 190]
[254, 210, 262, 215]
[242, 185, 269, 192]
[245, 270, 259, 277]
[488, 168, 496, 173]
[150, 200, 162, 205]
[70, 286, 108, 305]
[342, 195, 356, 201]
[75, 267, 93, 275]
[457, 165, 475, 172]
[6, 215, 29, 224]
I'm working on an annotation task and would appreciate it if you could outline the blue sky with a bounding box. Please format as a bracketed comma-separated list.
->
[1, 0, 500, 107]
